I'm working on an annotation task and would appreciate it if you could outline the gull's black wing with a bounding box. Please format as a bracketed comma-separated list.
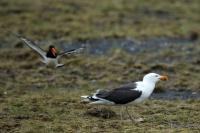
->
[96, 83, 142, 104]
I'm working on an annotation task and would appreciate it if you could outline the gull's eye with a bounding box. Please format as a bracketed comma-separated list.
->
[155, 75, 159, 77]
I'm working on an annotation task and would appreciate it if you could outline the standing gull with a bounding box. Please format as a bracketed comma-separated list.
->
[81, 73, 168, 121]
[14, 34, 84, 68]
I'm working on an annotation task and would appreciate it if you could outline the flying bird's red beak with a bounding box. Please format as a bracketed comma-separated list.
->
[51, 48, 57, 56]
[159, 75, 168, 81]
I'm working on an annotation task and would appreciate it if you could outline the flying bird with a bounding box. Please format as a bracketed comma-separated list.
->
[14, 34, 84, 68]
[81, 73, 168, 121]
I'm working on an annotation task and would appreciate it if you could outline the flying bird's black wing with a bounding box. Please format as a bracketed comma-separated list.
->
[96, 83, 142, 104]
[14, 33, 46, 59]
[58, 47, 85, 58]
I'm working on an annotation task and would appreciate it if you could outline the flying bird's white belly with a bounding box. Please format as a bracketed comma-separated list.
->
[44, 58, 58, 67]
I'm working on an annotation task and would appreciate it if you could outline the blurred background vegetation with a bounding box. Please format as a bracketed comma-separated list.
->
[0, 0, 200, 132]
[0, 0, 199, 42]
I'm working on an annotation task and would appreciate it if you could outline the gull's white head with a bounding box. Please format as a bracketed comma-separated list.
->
[143, 73, 168, 83]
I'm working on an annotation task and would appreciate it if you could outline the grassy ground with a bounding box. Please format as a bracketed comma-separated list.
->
[0, 48, 200, 132]
[0, 0, 200, 133]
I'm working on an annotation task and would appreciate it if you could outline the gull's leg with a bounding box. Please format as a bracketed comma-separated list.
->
[107, 106, 110, 118]
[120, 106, 124, 121]
[97, 105, 99, 110]
[125, 106, 134, 122]
[104, 105, 112, 119]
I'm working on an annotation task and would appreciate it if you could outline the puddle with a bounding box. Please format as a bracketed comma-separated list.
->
[1, 36, 199, 101]
[151, 90, 200, 100]
[2, 36, 197, 55]
[59, 37, 198, 55]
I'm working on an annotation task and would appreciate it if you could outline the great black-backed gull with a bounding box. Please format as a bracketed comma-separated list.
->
[14, 33, 84, 68]
[81, 73, 168, 121]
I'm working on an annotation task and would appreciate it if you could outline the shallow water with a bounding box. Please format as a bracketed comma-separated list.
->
[60, 37, 197, 55]
[1, 36, 199, 101]
[2, 36, 197, 54]
[151, 90, 200, 100]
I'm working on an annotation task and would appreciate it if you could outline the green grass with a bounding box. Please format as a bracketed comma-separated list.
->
[0, 0, 200, 132]
[0, 48, 200, 132]
[1, 87, 200, 132]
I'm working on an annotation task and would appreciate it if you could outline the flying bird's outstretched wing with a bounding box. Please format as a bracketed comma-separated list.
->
[14, 33, 46, 59]
[58, 47, 85, 58]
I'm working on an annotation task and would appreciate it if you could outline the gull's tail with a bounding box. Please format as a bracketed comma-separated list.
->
[81, 95, 100, 102]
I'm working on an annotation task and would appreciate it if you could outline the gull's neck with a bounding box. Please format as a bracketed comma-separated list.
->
[141, 79, 156, 97]
[143, 79, 156, 86]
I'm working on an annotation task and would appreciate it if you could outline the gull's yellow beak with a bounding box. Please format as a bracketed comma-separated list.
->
[159, 75, 168, 81]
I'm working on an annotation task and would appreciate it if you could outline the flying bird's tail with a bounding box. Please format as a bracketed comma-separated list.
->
[56, 64, 64, 68]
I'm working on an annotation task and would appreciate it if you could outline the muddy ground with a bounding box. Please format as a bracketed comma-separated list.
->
[0, 0, 200, 132]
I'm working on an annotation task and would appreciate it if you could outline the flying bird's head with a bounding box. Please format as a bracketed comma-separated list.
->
[143, 73, 168, 83]
[49, 45, 57, 57]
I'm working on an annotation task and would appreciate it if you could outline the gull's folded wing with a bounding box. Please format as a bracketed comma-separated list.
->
[96, 84, 142, 104]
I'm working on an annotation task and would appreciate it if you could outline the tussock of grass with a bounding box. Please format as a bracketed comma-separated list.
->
[0, 0, 200, 132]
[1, 47, 200, 132]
